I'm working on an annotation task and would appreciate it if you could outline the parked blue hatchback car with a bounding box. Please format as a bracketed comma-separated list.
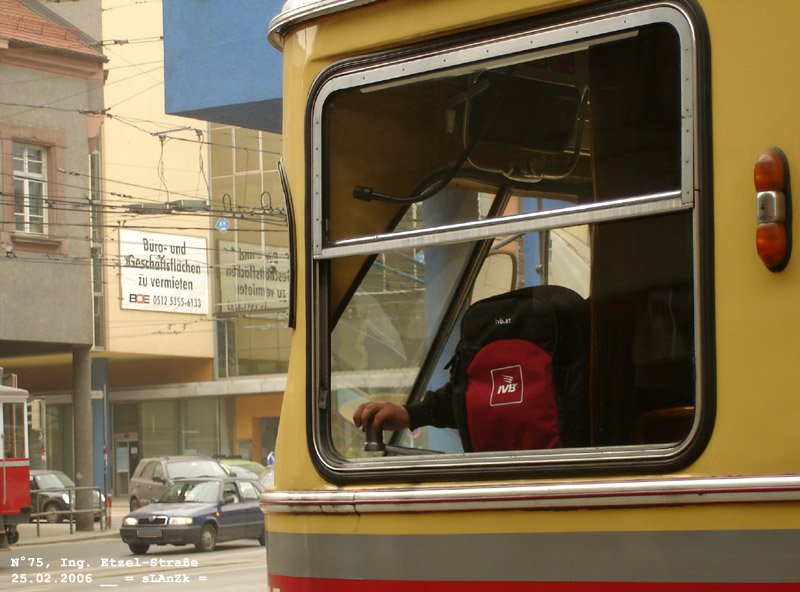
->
[119, 477, 265, 555]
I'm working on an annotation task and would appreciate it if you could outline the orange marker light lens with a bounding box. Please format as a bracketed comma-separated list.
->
[755, 149, 785, 192]
[754, 148, 790, 271]
[756, 222, 788, 270]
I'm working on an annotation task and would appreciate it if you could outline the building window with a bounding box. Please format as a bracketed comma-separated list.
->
[12, 142, 48, 234]
[90, 152, 106, 347]
[209, 126, 291, 378]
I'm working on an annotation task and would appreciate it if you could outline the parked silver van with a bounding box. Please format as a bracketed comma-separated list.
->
[128, 456, 227, 511]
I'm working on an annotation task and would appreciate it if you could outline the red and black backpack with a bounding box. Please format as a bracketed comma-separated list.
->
[448, 285, 589, 452]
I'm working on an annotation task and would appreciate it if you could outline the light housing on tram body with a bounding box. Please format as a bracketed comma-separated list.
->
[755, 148, 792, 271]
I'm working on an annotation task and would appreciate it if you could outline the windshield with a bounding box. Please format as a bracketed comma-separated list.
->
[167, 460, 226, 479]
[158, 480, 221, 503]
[36, 472, 75, 489]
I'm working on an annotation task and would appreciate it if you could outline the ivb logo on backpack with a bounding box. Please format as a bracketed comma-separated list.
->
[490, 365, 524, 405]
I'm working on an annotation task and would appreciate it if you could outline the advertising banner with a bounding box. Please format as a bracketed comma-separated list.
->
[120, 228, 209, 314]
[218, 240, 289, 315]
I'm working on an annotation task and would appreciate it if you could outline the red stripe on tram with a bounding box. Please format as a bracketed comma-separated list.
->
[268, 576, 800, 591]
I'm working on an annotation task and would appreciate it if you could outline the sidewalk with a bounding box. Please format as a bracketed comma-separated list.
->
[13, 496, 129, 547]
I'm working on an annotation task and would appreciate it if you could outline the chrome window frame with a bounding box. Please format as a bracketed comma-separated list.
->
[309, 3, 697, 260]
[308, 2, 706, 481]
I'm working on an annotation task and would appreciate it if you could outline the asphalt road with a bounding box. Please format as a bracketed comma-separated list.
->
[0, 537, 267, 591]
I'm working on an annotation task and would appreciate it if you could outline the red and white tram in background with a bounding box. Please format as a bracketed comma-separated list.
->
[0, 380, 31, 546]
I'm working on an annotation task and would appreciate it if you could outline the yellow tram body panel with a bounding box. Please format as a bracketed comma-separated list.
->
[267, 502, 800, 535]
[276, 0, 800, 489]
[264, 0, 800, 588]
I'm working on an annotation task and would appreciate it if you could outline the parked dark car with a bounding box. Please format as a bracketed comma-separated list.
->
[129, 456, 227, 511]
[29, 469, 104, 523]
[120, 477, 265, 554]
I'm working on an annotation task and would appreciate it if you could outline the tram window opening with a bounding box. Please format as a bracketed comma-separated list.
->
[314, 10, 704, 475]
[2, 402, 27, 459]
[333, 213, 694, 457]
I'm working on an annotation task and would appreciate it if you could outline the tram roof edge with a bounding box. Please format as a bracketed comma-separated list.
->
[268, 0, 382, 50]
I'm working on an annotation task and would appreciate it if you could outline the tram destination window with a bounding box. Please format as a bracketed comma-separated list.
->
[310, 5, 708, 479]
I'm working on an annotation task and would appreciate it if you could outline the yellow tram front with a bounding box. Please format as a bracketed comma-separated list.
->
[262, 0, 800, 589]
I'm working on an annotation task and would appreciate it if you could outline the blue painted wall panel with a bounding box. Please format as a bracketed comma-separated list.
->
[163, 0, 284, 131]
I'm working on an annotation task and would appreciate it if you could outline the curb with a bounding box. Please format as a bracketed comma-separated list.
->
[11, 530, 119, 551]
[15, 528, 120, 547]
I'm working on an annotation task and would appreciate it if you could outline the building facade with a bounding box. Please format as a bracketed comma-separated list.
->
[0, 0, 289, 496]
[0, 0, 105, 499]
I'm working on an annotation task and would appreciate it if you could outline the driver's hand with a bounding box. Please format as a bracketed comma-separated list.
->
[353, 401, 411, 432]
